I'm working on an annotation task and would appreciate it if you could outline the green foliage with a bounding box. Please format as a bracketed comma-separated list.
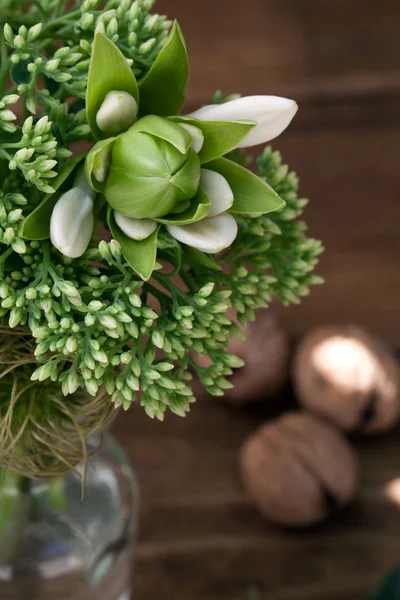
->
[170, 116, 255, 164]
[205, 156, 285, 215]
[184, 146, 324, 395]
[1, 0, 171, 145]
[0, 2, 323, 421]
[138, 21, 189, 116]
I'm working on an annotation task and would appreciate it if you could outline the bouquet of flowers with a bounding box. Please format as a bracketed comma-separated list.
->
[0, 0, 322, 479]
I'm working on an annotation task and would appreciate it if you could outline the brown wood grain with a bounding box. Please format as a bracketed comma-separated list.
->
[115, 402, 400, 600]
[113, 0, 400, 597]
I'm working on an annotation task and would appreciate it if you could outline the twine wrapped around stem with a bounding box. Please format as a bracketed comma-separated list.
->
[0, 327, 117, 479]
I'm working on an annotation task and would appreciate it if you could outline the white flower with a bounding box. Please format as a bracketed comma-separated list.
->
[50, 170, 95, 258]
[189, 95, 298, 148]
[96, 90, 138, 134]
[200, 169, 234, 217]
[114, 212, 157, 240]
[166, 168, 237, 253]
[167, 213, 238, 254]
[179, 123, 204, 153]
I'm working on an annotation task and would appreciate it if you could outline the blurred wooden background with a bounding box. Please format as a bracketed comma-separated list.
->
[113, 0, 400, 598]
[156, 0, 400, 343]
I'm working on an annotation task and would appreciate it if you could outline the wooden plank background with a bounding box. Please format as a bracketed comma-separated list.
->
[112, 1, 400, 598]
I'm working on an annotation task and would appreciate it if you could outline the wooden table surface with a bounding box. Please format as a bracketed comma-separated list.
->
[113, 0, 400, 597]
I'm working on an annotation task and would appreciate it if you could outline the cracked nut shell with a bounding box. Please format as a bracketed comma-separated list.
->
[293, 326, 400, 434]
[240, 412, 359, 527]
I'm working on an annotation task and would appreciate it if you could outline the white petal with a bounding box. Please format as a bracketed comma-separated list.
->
[200, 169, 234, 217]
[189, 96, 298, 148]
[96, 90, 138, 134]
[179, 123, 204, 153]
[167, 213, 238, 254]
[74, 166, 96, 197]
[115, 212, 157, 240]
[50, 188, 94, 258]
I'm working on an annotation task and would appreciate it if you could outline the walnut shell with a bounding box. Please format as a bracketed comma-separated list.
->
[293, 326, 400, 434]
[194, 310, 290, 404]
[240, 412, 359, 527]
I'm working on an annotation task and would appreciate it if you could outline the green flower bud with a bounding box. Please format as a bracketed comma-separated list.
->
[96, 90, 138, 135]
[101, 116, 201, 219]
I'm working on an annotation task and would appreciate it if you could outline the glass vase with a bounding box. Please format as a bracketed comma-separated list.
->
[0, 434, 139, 600]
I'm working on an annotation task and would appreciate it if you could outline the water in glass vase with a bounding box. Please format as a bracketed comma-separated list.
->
[0, 434, 139, 599]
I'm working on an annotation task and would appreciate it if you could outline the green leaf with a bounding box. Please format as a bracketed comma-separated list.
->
[170, 116, 255, 163]
[87, 33, 139, 140]
[22, 153, 87, 240]
[131, 115, 191, 154]
[183, 246, 222, 271]
[155, 187, 210, 225]
[138, 21, 189, 117]
[108, 208, 159, 281]
[85, 137, 116, 194]
[206, 158, 285, 215]
[370, 568, 400, 600]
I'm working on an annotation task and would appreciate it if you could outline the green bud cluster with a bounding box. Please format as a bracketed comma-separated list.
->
[2, 0, 171, 148]
[0, 93, 19, 133]
[0, 114, 65, 194]
[0, 191, 27, 255]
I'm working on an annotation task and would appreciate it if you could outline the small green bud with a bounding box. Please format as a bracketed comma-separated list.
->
[199, 283, 215, 298]
[92, 349, 109, 364]
[223, 353, 245, 369]
[125, 321, 139, 339]
[129, 294, 142, 308]
[109, 239, 121, 259]
[0, 109, 17, 122]
[139, 38, 156, 55]
[0, 282, 9, 298]
[88, 300, 104, 311]
[67, 371, 79, 395]
[12, 238, 26, 254]
[86, 378, 99, 396]
[152, 330, 164, 349]
[9, 307, 23, 328]
[65, 337, 78, 354]
[13, 35, 25, 49]
[99, 314, 118, 329]
[120, 351, 132, 364]
[98, 240, 111, 260]
[128, 32, 137, 46]
[27, 23, 42, 42]
[3, 227, 15, 244]
[45, 59, 60, 72]
[8, 209, 22, 223]
[105, 375, 115, 395]
[96, 90, 138, 135]
[85, 313, 96, 327]
[3, 24, 14, 45]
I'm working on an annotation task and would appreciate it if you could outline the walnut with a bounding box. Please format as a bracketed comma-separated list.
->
[194, 310, 290, 404]
[240, 412, 359, 527]
[293, 326, 400, 434]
